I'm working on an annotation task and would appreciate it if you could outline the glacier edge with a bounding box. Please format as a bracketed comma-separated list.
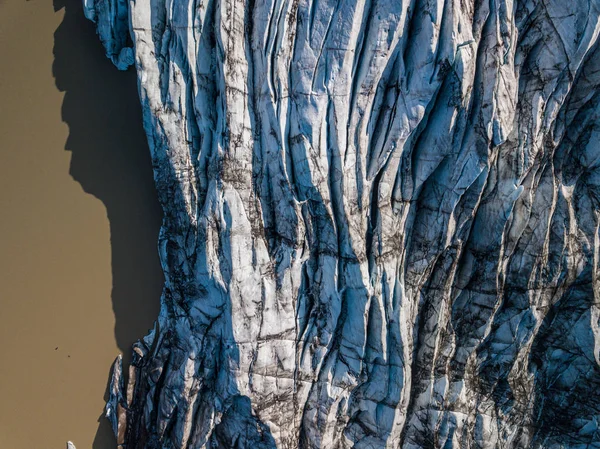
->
[86, 0, 600, 447]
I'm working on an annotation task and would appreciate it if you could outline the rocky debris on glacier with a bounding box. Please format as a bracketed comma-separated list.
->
[86, 0, 600, 447]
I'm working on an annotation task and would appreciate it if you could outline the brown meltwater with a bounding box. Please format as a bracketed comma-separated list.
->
[0, 0, 163, 448]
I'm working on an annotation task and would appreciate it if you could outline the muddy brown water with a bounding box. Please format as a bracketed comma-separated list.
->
[0, 0, 163, 448]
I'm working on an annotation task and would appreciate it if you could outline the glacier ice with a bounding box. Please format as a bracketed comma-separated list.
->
[85, 0, 600, 447]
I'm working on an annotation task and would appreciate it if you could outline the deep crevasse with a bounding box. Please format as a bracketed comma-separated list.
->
[86, 0, 600, 447]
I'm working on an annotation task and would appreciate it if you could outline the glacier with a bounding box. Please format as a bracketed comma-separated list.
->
[83, 0, 600, 447]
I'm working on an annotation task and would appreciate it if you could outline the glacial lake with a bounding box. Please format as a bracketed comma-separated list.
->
[0, 0, 163, 448]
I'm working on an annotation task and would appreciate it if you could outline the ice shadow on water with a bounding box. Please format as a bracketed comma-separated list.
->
[52, 0, 164, 447]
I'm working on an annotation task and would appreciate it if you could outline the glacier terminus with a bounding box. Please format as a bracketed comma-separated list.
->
[80, 0, 600, 447]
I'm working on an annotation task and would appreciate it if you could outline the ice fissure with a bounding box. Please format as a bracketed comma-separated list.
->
[84, 0, 600, 447]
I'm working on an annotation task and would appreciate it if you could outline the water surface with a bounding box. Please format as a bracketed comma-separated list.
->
[0, 1, 163, 447]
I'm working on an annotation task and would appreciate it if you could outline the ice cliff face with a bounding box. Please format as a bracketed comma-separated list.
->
[85, 0, 600, 447]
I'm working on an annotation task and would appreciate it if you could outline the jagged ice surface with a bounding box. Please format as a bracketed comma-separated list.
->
[85, 0, 600, 447]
